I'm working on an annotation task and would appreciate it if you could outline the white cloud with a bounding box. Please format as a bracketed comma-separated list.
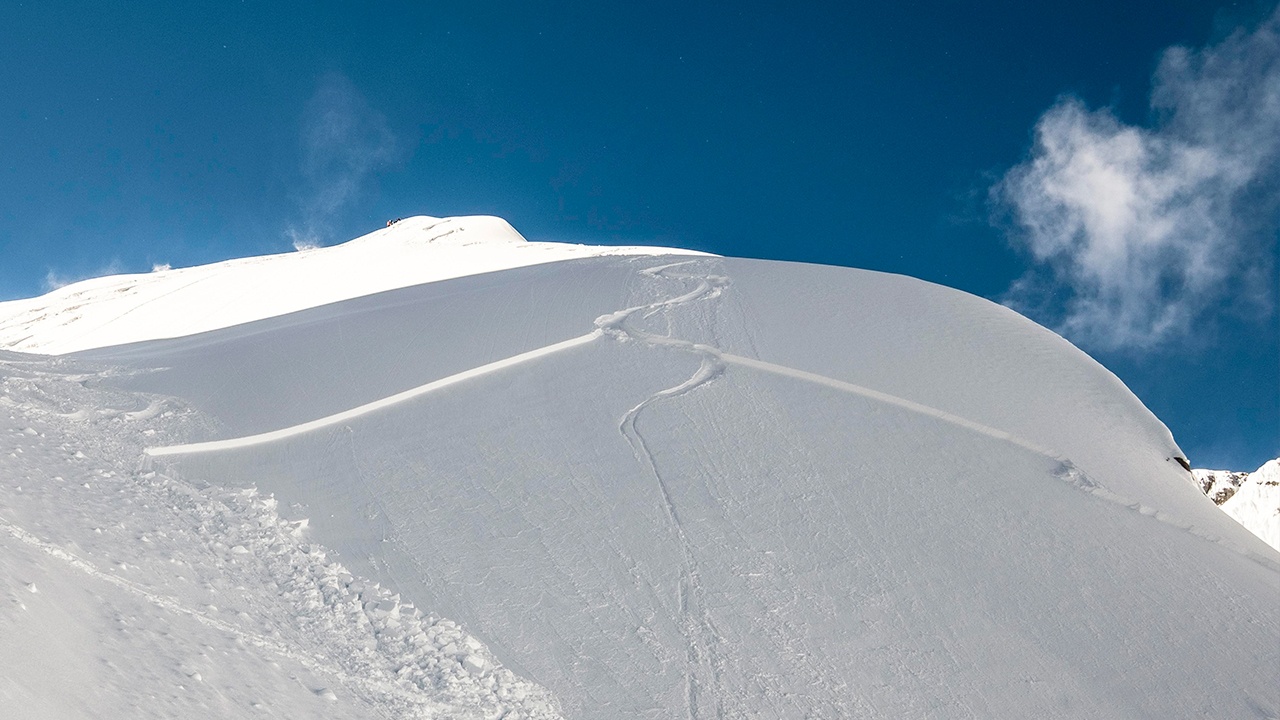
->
[994, 8, 1280, 351]
[288, 72, 401, 248]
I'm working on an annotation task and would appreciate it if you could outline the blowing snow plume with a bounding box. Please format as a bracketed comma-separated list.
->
[993, 8, 1280, 351]
[288, 73, 400, 250]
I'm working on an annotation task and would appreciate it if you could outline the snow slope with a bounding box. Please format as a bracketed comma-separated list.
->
[2, 226, 1277, 717]
[0, 215, 709, 355]
[62, 255, 1279, 718]
[1221, 460, 1280, 552]
[0, 350, 561, 719]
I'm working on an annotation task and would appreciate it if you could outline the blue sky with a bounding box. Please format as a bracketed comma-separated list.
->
[1, 0, 1276, 470]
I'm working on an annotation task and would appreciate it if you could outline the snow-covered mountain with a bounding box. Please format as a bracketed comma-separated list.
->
[1193, 460, 1280, 552]
[1, 216, 1277, 718]
[1200, 460, 1280, 552]
[1193, 466, 1253, 505]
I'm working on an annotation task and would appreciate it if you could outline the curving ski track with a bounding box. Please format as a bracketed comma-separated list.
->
[596, 261, 733, 720]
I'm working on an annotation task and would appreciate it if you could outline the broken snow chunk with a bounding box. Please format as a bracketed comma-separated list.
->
[462, 654, 488, 674]
[368, 596, 401, 619]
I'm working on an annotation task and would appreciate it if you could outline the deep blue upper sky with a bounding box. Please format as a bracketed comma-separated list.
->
[1, 0, 1276, 470]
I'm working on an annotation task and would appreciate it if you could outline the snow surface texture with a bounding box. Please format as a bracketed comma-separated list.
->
[2, 224, 1278, 717]
[0, 352, 562, 718]
[0, 215, 709, 355]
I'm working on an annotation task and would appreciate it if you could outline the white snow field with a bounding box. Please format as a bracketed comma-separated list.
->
[1, 221, 1278, 718]
[0, 215, 709, 355]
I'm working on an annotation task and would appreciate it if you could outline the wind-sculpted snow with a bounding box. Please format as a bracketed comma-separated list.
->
[77, 255, 1280, 718]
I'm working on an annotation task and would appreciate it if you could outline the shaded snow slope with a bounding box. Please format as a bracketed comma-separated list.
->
[1221, 460, 1280, 552]
[62, 256, 1278, 718]
[0, 215, 709, 355]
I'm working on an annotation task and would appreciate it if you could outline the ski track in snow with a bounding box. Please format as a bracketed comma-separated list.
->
[595, 261, 732, 720]
[142, 259, 1278, 571]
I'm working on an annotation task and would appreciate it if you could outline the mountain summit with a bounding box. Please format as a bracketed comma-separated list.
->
[0, 216, 708, 355]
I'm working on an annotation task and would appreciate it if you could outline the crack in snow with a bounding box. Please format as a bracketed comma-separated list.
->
[145, 332, 600, 457]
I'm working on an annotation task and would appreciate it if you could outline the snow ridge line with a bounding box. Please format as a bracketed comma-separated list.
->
[145, 331, 600, 457]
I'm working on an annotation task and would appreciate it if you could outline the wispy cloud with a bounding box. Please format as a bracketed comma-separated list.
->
[288, 72, 401, 249]
[992, 8, 1280, 351]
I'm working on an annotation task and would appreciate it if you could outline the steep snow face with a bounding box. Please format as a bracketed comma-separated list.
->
[0, 215, 710, 355]
[1220, 460, 1280, 552]
[59, 255, 1278, 718]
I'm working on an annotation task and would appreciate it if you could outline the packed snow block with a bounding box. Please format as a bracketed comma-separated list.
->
[108, 256, 1278, 717]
